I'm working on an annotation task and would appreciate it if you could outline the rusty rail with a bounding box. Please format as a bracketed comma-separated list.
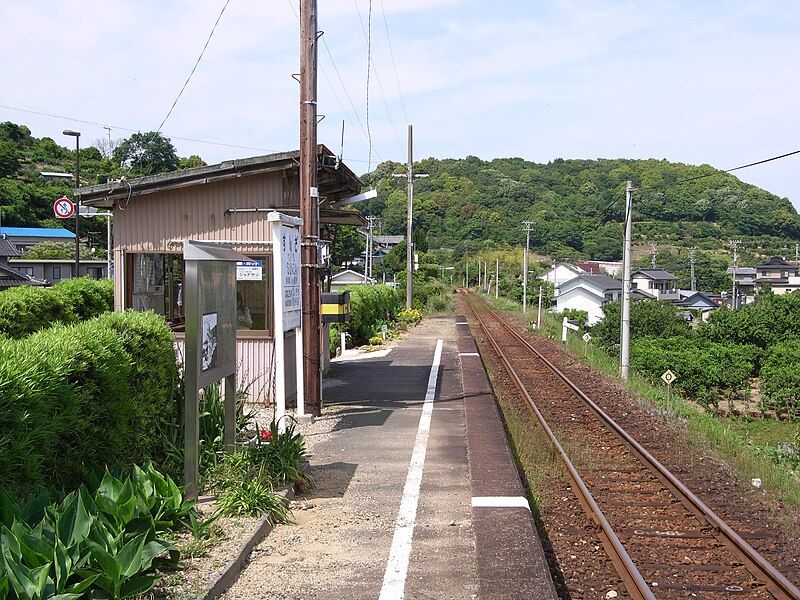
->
[462, 290, 800, 600]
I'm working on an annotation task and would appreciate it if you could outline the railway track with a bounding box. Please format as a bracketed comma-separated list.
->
[461, 290, 800, 599]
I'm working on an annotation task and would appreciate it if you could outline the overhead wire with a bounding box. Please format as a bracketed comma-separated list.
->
[378, 0, 409, 125]
[155, 0, 232, 134]
[352, 0, 404, 155]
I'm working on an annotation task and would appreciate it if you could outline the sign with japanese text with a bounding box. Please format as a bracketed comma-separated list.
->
[280, 225, 302, 331]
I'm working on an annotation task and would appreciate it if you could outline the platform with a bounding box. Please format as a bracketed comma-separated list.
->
[223, 317, 555, 599]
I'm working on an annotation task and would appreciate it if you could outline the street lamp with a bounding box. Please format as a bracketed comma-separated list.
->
[63, 130, 81, 278]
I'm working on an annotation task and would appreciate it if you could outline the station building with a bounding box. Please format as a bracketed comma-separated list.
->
[79, 146, 363, 401]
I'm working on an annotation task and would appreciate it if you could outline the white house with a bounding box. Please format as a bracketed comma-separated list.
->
[556, 274, 621, 325]
[631, 269, 679, 300]
[330, 269, 376, 291]
[539, 262, 584, 298]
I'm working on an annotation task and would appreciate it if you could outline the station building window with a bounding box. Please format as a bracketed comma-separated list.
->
[52, 266, 62, 280]
[125, 252, 273, 337]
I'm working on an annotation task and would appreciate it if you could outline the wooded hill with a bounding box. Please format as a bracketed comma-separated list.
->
[360, 156, 800, 263]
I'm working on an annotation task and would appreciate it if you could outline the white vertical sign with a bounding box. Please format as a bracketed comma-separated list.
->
[281, 226, 302, 331]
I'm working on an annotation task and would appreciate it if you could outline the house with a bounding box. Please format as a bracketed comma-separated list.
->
[556, 274, 621, 325]
[0, 227, 76, 253]
[7, 258, 108, 283]
[572, 260, 622, 277]
[631, 269, 679, 300]
[330, 269, 375, 291]
[754, 257, 800, 295]
[677, 290, 719, 312]
[539, 262, 584, 297]
[78, 146, 363, 401]
[726, 267, 757, 303]
[0, 235, 46, 289]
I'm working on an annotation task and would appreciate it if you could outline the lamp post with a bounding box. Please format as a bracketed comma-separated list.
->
[63, 130, 81, 278]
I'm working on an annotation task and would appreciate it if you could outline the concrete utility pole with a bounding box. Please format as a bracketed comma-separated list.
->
[405, 125, 414, 309]
[300, 0, 322, 415]
[731, 240, 741, 310]
[495, 258, 499, 299]
[620, 181, 634, 381]
[63, 130, 81, 277]
[465, 260, 469, 288]
[536, 285, 543, 330]
[649, 243, 658, 269]
[522, 221, 534, 312]
[689, 247, 697, 292]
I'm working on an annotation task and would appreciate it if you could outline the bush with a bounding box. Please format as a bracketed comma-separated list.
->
[592, 300, 692, 349]
[760, 340, 800, 414]
[630, 336, 754, 406]
[0, 310, 180, 500]
[563, 308, 589, 328]
[701, 292, 800, 348]
[342, 284, 402, 346]
[397, 308, 422, 325]
[0, 277, 113, 338]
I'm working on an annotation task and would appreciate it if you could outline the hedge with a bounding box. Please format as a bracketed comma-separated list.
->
[342, 284, 402, 345]
[0, 277, 113, 338]
[760, 340, 800, 414]
[0, 310, 180, 500]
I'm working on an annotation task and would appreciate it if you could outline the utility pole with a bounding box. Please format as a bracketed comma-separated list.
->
[495, 258, 499, 299]
[731, 240, 741, 310]
[63, 130, 81, 277]
[299, 0, 321, 416]
[405, 125, 414, 309]
[465, 260, 469, 288]
[477, 259, 481, 289]
[649, 243, 658, 269]
[537, 286, 543, 330]
[689, 247, 697, 292]
[522, 221, 534, 312]
[620, 181, 633, 381]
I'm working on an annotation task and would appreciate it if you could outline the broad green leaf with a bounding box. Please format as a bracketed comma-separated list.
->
[56, 494, 91, 548]
[29, 564, 50, 597]
[1, 525, 22, 561]
[140, 540, 170, 571]
[0, 490, 21, 529]
[20, 496, 50, 528]
[66, 571, 98, 594]
[117, 534, 145, 579]
[53, 539, 71, 592]
[1, 549, 39, 599]
[120, 573, 160, 598]
[48, 594, 82, 600]
[85, 540, 122, 583]
[97, 471, 123, 503]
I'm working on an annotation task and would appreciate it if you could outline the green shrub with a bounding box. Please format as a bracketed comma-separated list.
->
[0, 311, 180, 500]
[369, 335, 383, 346]
[592, 300, 692, 349]
[701, 292, 800, 348]
[760, 340, 800, 415]
[630, 336, 753, 407]
[562, 308, 589, 328]
[397, 308, 422, 324]
[0, 277, 113, 338]
[342, 285, 401, 346]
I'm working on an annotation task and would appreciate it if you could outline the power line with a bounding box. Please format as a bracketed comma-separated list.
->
[0, 101, 278, 153]
[352, 0, 404, 156]
[365, 0, 373, 171]
[378, 0, 409, 125]
[156, 0, 232, 134]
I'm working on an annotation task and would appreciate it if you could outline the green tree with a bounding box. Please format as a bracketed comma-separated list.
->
[593, 300, 691, 348]
[179, 154, 207, 169]
[113, 131, 179, 175]
[0, 141, 20, 177]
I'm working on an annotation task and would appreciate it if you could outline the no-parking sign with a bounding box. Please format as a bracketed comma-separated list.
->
[53, 196, 75, 219]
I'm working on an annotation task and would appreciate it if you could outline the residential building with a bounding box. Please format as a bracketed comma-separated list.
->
[330, 269, 375, 291]
[726, 267, 757, 302]
[7, 258, 108, 283]
[755, 257, 800, 295]
[0, 227, 76, 252]
[556, 274, 621, 325]
[631, 269, 679, 300]
[676, 290, 719, 312]
[0, 235, 45, 288]
[572, 260, 623, 277]
[539, 262, 584, 297]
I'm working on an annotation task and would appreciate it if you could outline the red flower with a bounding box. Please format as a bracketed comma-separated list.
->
[259, 429, 273, 442]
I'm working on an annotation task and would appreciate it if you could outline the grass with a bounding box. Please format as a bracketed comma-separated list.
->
[477, 291, 800, 512]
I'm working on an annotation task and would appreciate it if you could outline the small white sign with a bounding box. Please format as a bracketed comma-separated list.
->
[661, 369, 677, 385]
[236, 260, 263, 281]
[564, 320, 580, 331]
[582, 332, 592, 342]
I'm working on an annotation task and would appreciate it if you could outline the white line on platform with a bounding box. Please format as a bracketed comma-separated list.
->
[458, 352, 480, 356]
[380, 338, 443, 600]
[471, 496, 531, 510]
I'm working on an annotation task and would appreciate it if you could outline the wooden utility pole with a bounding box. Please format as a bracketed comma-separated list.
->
[405, 125, 414, 309]
[300, 0, 321, 415]
[620, 181, 633, 380]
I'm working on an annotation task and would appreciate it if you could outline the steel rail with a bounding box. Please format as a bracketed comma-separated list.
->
[462, 292, 656, 600]
[465, 290, 800, 600]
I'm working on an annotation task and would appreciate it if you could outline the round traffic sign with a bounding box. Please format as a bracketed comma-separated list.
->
[53, 196, 75, 219]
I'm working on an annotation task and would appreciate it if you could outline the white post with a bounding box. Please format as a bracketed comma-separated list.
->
[620, 181, 634, 380]
[295, 326, 305, 417]
[495, 258, 499, 299]
[341, 331, 347, 354]
[562, 316, 569, 346]
[537, 286, 543, 330]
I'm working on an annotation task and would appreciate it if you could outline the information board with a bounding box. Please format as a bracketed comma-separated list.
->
[280, 225, 302, 331]
[236, 260, 263, 281]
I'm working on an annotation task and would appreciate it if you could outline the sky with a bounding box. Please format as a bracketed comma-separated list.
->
[1, 0, 798, 206]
